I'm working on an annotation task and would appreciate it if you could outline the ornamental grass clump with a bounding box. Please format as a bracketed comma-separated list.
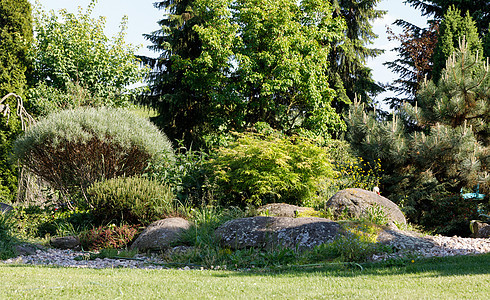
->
[13, 107, 174, 205]
[331, 222, 385, 262]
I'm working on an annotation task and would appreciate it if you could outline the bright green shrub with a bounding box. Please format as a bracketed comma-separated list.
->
[12, 206, 94, 238]
[0, 212, 17, 259]
[208, 130, 336, 206]
[87, 176, 175, 225]
[13, 107, 174, 203]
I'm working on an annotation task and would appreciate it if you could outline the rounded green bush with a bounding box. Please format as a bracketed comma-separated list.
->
[87, 176, 175, 225]
[208, 130, 336, 206]
[13, 107, 174, 202]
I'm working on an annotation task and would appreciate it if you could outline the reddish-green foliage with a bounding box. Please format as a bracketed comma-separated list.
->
[79, 224, 139, 251]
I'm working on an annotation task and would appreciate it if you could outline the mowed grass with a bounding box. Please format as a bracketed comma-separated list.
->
[0, 254, 488, 299]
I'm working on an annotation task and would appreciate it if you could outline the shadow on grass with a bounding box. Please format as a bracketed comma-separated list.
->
[209, 253, 490, 278]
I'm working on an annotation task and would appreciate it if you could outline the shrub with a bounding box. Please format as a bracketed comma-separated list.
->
[87, 176, 175, 225]
[0, 212, 18, 259]
[207, 129, 336, 206]
[79, 224, 139, 251]
[147, 143, 211, 206]
[13, 107, 174, 205]
[12, 205, 94, 238]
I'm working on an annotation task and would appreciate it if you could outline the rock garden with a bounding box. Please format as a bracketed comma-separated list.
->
[3, 186, 489, 270]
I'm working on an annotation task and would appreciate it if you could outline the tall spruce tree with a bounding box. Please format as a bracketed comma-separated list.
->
[139, 0, 205, 144]
[328, 0, 385, 109]
[347, 41, 489, 236]
[383, 21, 439, 108]
[404, 0, 489, 36]
[0, 0, 32, 202]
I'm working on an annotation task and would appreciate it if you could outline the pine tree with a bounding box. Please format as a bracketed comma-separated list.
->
[385, 1, 489, 108]
[404, 0, 489, 36]
[347, 41, 489, 236]
[0, 0, 33, 202]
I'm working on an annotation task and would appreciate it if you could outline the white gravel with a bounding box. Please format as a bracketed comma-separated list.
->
[372, 235, 490, 261]
[2, 249, 172, 270]
[2, 235, 489, 268]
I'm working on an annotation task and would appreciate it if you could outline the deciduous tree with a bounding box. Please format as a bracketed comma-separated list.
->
[141, 0, 347, 146]
[28, 0, 147, 114]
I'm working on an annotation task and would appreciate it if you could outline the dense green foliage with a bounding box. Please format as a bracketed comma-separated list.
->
[404, 0, 489, 36]
[431, 7, 483, 83]
[0, 212, 17, 259]
[13, 107, 174, 204]
[385, 1, 490, 107]
[141, 0, 347, 146]
[347, 42, 489, 236]
[27, 0, 148, 115]
[87, 176, 175, 225]
[207, 127, 336, 206]
[0, 0, 33, 203]
[328, 0, 385, 109]
[12, 206, 94, 239]
[0, 0, 32, 96]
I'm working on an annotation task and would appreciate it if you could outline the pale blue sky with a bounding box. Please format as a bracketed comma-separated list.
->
[35, 0, 429, 104]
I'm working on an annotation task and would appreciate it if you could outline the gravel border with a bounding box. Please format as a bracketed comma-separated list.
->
[2, 233, 489, 269]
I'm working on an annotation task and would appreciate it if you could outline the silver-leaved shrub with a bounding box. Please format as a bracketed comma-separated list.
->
[14, 107, 174, 206]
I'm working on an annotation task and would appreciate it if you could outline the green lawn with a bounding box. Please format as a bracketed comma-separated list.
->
[1, 254, 489, 299]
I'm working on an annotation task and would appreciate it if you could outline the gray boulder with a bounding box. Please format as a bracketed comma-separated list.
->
[50, 236, 80, 250]
[215, 216, 340, 251]
[477, 225, 490, 238]
[326, 188, 406, 224]
[14, 243, 45, 256]
[470, 221, 488, 237]
[256, 203, 316, 217]
[131, 217, 192, 252]
[376, 229, 435, 250]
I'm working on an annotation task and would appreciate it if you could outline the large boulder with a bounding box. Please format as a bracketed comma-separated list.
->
[470, 221, 488, 237]
[256, 203, 316, 218]
[326, 188, 406, 225]
[50, 236, 81, 250]
[215, 216, 340, 250]
[477, 225, 490, 238]
[130, 217, 192, 252]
